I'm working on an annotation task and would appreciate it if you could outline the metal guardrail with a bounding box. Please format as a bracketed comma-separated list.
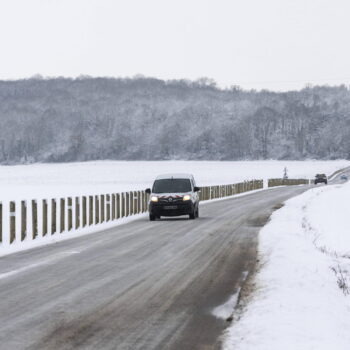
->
[198, 180, 264, 201]
[268, 178, 309, 187]
[0, 178, 309, 249]
[0, 191, 149, 247]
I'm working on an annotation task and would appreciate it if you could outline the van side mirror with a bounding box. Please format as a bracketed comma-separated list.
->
[194, 186, 200, 192]
[145, 188, 151, 194]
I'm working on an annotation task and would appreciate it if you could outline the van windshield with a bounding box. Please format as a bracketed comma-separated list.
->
[152, 179, 192, 193]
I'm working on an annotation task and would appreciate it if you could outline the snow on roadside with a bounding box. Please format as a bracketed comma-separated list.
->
[222, 181, 350, 350]
[0, 213, 148, 258]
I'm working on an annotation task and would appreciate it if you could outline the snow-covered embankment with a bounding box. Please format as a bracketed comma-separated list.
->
[222, 181, 350, 350]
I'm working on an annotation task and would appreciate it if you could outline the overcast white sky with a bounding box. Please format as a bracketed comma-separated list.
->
[0, 0, 350, 91]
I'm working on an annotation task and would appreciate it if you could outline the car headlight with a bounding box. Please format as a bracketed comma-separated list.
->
[151, 196, 158, 202]
[183, 195, 191, 201]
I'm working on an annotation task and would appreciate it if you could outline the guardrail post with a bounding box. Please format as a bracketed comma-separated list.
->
[67, 197, 73, 231]
[42, 199, 48, 236]
[133, 192, 136, 214]
[21, 200, 27, 241]
[137, 191, 141, 213]
[140, 191, 144, 212]
[126, 192, 130, 217]
[121, 193, 125, 217]
[133, 192, 137, 213]
[100, 195, 105, 223]
[106, 194, 111, 222]
[111, 194, 116, 220]
[32, 200, 38, 239]
[143, 191, 148, 212]
[75, 197, 80, 229]
[51, 199, 56, 235]
[60, 198, 65, 233]
[10, 201, 16, 244]
[82, 196, 87, 227]
[89, 196, 93, 225]
[116, 193, 121, 219]
[130, 192, 134, 215]
[95, 195, 100, 224]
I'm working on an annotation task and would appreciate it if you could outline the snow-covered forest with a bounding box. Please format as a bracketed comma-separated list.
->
[0, 76, 349, 164]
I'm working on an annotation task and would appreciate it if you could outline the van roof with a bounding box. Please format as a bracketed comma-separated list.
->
[155, 173, 194, 180]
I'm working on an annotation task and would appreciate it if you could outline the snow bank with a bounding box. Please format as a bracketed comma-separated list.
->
[222, 182, 350, 350]
[0, 213, 148, 257]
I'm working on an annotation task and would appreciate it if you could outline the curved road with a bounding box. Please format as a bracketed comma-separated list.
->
[0, 173, 347, 350]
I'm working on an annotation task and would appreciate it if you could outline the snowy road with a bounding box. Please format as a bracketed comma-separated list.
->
[0, 180, 342, 350]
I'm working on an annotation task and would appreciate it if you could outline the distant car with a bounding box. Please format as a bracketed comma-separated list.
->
[145, 173, 200, 221]
[314, 174, 328, 185]
[340, 174, 348, 181]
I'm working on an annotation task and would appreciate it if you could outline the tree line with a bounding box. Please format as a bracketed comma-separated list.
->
[0, 76, 349, 164]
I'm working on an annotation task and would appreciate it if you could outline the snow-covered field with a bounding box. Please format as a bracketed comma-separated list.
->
[0, 160, 348, 256]
[0, 160, 348, 201]
[222, 180, 350, 350]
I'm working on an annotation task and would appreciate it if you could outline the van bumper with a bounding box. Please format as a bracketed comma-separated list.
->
[149, 202, 194, 217]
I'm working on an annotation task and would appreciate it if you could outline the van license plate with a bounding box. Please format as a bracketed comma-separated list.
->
[164, 205, 177, 209]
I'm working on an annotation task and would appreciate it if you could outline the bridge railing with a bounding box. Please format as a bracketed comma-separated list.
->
[0, 178, 309, 251]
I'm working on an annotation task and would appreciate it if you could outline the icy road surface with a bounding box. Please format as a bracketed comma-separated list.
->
[0, 185, 311, 350]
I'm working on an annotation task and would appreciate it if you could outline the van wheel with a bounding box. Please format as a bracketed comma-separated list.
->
[149, 214, 156, 221]
[196, 207, 199, 218]
[189, 210, 196, 220]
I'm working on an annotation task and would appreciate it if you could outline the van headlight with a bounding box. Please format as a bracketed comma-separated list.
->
[183, 195, 191, 201]
[151, 196, 158, 202]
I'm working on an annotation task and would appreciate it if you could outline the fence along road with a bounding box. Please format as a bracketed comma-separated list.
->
[0, 178, 311, 252]
[0, 176, 331, 350]
[0, 180, 269, 252]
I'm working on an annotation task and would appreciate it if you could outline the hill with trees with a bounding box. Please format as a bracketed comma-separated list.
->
[0, 76, 349, 163]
